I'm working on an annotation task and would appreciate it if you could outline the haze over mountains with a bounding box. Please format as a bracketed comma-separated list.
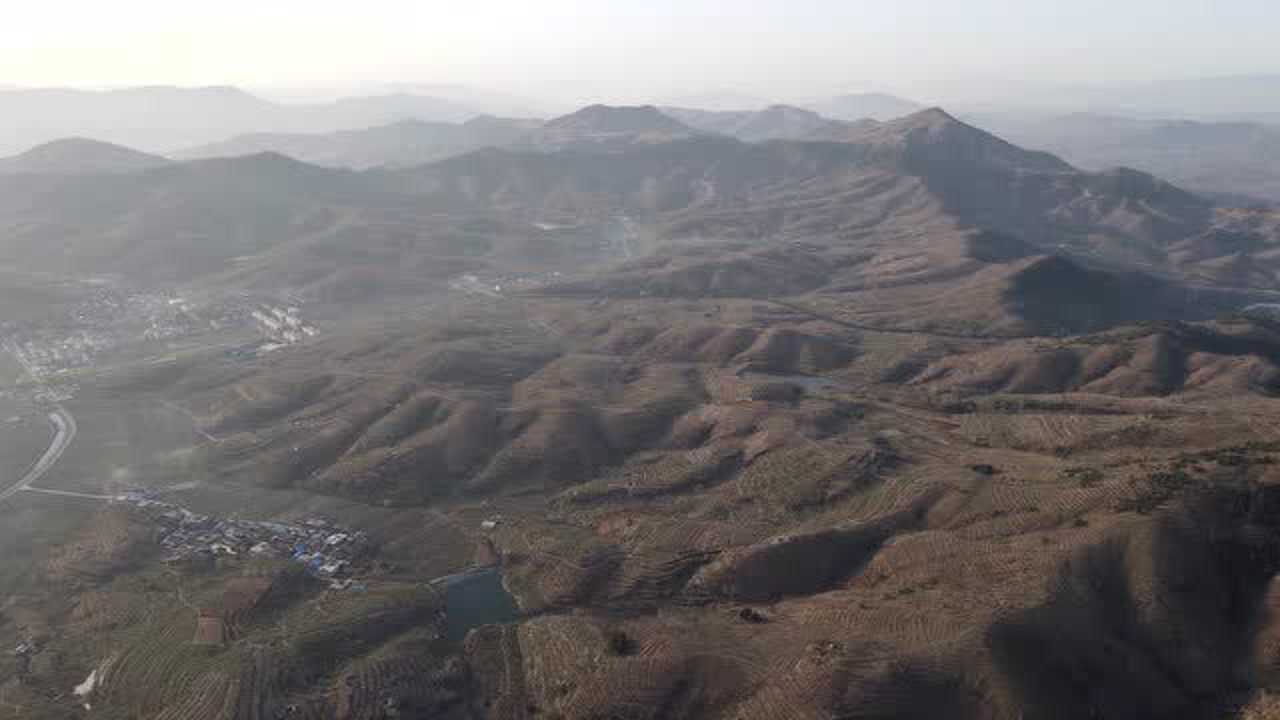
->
[8, 78, 1280, 719]
[177, 104, 850, 169]
[1003, 74, 1280, 120]
[0, 85, 923, 158]
[0, 86, 476, 154]
[177, 117, 542, 170]
[9, 81, 1280, 208]
[973, 113, 1280, 204]
[0, 104, 1274, 316]
[806, 92, 926, 122]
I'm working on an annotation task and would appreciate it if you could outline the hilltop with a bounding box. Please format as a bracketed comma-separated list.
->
[520, 104, 704, 151]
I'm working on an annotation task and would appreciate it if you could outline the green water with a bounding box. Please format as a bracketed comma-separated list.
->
[443, 568, 520, 642]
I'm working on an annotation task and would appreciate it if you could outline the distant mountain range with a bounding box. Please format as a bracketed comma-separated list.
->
[169, 103, 910, 169]
[176, 116, 542, 169]
[2, 105, 1275, 322]
[0, 86, 477, 154]
[0, 84, 930, 153]
[174, 105, 709, 166]
[10, 91, 1280, 212]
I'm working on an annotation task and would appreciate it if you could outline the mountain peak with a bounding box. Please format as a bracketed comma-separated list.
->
[838, 107, 1076, 174]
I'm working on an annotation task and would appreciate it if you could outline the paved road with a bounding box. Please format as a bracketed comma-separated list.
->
[0, 407, 77, 504]
[23, 485, 116, 502]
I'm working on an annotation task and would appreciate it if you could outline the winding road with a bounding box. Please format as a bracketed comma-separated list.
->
[1, 344, 80, 505]
[0, 406, 77, 504]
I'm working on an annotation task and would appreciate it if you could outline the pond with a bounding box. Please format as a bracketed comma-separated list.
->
[439, 567, 520, 642]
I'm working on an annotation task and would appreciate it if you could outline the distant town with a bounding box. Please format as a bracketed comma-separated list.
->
[1, 288, 321, 385]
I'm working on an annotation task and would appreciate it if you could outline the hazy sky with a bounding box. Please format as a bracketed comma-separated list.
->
[3, 0, 1279, 104]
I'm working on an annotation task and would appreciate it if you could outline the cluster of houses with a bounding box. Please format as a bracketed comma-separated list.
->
[250, 304, 318, 348]
[6, 332, 115, 378]
[2, 290, 211, 379]
[125, 493, 368, 584]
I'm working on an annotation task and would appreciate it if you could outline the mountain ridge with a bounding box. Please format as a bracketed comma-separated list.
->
[175, 116, 541, 169]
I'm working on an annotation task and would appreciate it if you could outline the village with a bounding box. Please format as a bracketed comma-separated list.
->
[123, 490, 371, 589]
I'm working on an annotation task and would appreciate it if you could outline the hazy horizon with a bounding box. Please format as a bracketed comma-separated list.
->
[4, 0, 1280, 109]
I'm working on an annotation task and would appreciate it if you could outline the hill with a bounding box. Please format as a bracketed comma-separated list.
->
[910, 316, 1280, 398]
[0, 152, 391, 283]
[0, 138, 171, 174]
[520, 104, 704, 151]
